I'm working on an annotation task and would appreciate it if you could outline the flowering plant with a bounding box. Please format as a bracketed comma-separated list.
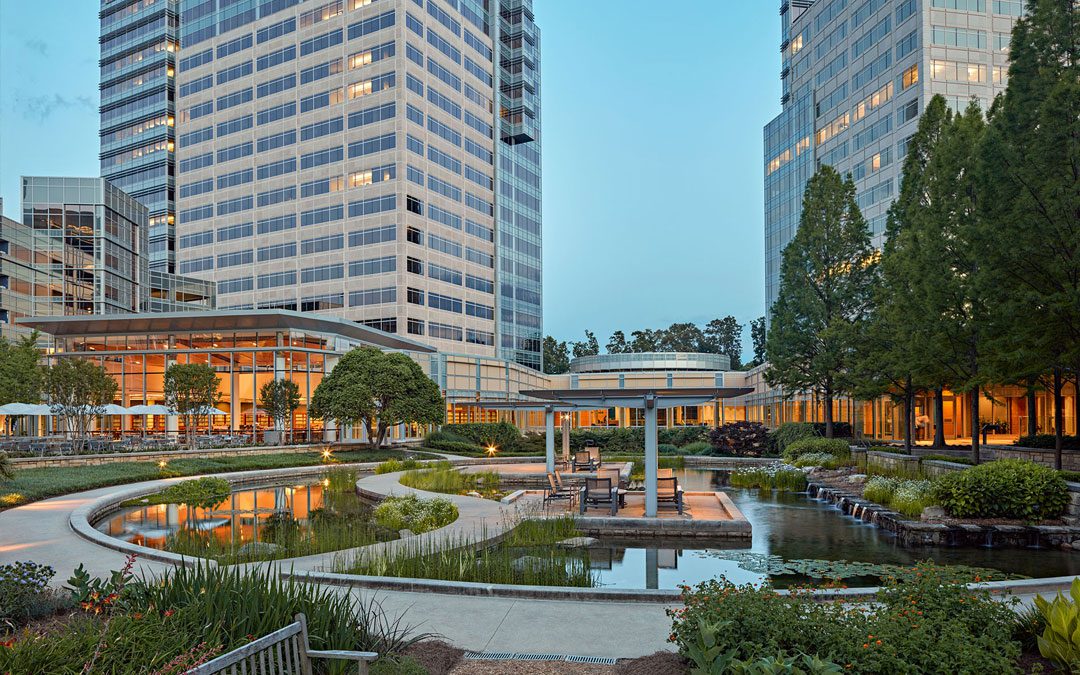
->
[0, 561, 55, 623]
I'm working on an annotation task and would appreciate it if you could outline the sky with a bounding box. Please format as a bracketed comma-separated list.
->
[0, 1, 781, 355]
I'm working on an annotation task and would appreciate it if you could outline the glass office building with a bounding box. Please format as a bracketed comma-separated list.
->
[173, 0, 543, 370]
[99, 0, 180, 274]
[764, 0, 1023, 311]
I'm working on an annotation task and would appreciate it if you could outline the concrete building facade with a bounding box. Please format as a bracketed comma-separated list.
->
[172, 0, 542, 368]
[764, 0, 1024, 310]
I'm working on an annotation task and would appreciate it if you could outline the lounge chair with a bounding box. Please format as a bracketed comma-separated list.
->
[572, 450, 593, 472]
[580, 477, 618, 516]
[598, 468, 627, 508]
[657, 476, 684, 515]
[544, 472, 574, 506]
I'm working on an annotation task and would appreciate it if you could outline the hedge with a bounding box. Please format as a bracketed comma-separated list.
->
[1016, 434, 1080, 450]
[783, 437, 852, 463]
[439, 422, 522, 451]
[932, 459, 1069, 521]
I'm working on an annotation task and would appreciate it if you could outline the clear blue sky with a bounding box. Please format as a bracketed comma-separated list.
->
[0, 1, 781, 352]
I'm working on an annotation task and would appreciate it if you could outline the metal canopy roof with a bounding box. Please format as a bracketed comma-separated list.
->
[17, 310, 436, 353]
[519, 387, 755, 409]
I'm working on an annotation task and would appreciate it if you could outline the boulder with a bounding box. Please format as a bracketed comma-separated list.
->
[920, 506, 946, 522]
[466, 491, 483, 498]
[236, 542, 282, 558]
[846, 474, 868, 485]
[556, 536, 599, 549]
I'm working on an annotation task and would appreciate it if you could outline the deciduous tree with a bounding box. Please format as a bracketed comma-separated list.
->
[259, 379, 301, 445]
[571, 330, 600, 358]
[704, 317, 743, 369]
[542, 336, 570, 374]
[44, 359, 118, 452]
[163, 363, 221, 448]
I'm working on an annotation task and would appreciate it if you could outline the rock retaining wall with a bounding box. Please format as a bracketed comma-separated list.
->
[987, 446, 1080, 471]
[866, 451, 920, 477]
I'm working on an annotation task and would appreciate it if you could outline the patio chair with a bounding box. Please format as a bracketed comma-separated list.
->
[544, 472, 574, 506]
[580, 477, 618, 516]
[657, 468, 674, 479]
[588, 447, 602, 469]
[657, 476, 684, 515]
[572, 450, 594, 472]
[598, 468, 627, 508]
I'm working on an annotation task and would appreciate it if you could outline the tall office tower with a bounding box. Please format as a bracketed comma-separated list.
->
[764, 0, 1023, 312]
[99, 0, 180, 274]
[174, 0, 543, 368]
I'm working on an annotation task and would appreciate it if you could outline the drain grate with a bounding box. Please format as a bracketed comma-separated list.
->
[464, 652, 618, 665]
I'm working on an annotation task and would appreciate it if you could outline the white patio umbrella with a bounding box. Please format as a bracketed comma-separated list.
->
[194, 406, 229, 416]
[101, 404, 131, 415]
[127, 404, 174, 415]
[0, 403, 51, 415]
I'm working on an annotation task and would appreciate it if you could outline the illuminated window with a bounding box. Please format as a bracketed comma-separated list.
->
[930, 60, 986, 83]
[853, 81, 893, 123]
[815, 112, 850, 146]
[901, 64, 918, 90]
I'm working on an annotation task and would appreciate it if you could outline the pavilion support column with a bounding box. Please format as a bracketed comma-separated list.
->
[644, 395, 658, 517]
[545, 406, 555, 474]
[561, 414, 571, 464]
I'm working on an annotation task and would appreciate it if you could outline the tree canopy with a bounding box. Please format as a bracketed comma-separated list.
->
[259, 378, 302, 444]
[0, 333, 42, 407]
[765, 165, 876, 437]
[44, 359, 118, 451]
[310, 347, 444, 447]
[164, 363, 221, 447]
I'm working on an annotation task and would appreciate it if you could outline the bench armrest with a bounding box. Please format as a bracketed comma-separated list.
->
[307, 649, 379, 662]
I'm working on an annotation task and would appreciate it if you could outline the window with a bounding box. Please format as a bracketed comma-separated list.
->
[853, 81, 893, 122]
[817, 53, 847, 87]
[218, 250, 254, 268]
[179, 205, 213, 224]
[217, 88, 253, 111]
[427, 28, 460, 63]
[852, 52, 891, 91]
[463, 56, 491, 87]
[428, 175, 461, 201]
[407, 134, 424, 155]
[217, 33, 252, 58]
[348, 287, 396, 306]
[218, 222, 252, 241]
[218, 277, 253, 294]
[427, 2, 460, 36]
[465, 192, 493, 216]
[349, 163, 395, 187]
[932, 26, 987, 49]
[217, 169, 253, 189]
[256, 186, 296, 207]
[463, 29, 491, 61]
[465, 246, 493, 267]
[217, 195, 253, 215]
[300, 88, 345, 113]
[256, 45, 295, 70]
[348, 10, 395, 40]
[406, 73, 424, 96]
[464, 166, 492, 190]
[428, 321, 462, 341]
[428, 146, 462, 173]
[300, 29, 343, 57]
[257, 17, 296, 43]
[256, 101, 295, 125]
[406, 257, 423, 274]
[930, 0, 985, 9]
[896, 98, 919, 124]
[347, 72, 395, 99]
[465, 219, 493, 242]
[896, 0, 916, 23]
[428, 233, 461, 257]
[464, 111, 492, 138]
[257, 158, 296, 180]
[426, 58, 461, 91]
[300, 0, 343, 28]
[182, 101, 214, 123]
[407, 165, 425, 185]
[179, 153, 213, 172]
[407, 195, 424, 215]
[350, 224, 396, 246]
[407, 318, 425, 335]
[257, 214, 296, 234]
[930, 60, 986, 83]
[301, 176, 345, 198]
[217, 61, 252, 85]
[301, 264, 344, 284]
[464, 138, 492, 164]
[348, 194, 396, 216]
[466, 273, 493, 293]
[180, 75, 213, 97]
[178, 255, 213, 274]
[217, 140, 254, 163]
[853, 147, 892, 180]
[852, 116, 892, 151]
[301, 294, 344, 311]
[179, 49, 212, 72]
[429, 204, 461, 229]
[466, 301, 493, 320]
[301, 146, 344, 169]
[217, 114, 253, 137]
[428, 262, 462, 284]
[349, 255, 396, 276]
[901, 63, 919, 90]
[427, 116, 461, 146]
[466, 329, 493, 346]
[407, 103, 424, 125]
[407, 226, 424, 244]
[257, 73, 296, 98]
[814, 21, 848, 62]
[348, 101, 396, 128]
[348, 41, 395, 70]
[179, 178, 213, 199]
[257, 129, 296, 153]
[179, 126, 213, 147]
[895, 30, 918, 60]
[301, 58, 344, 84]
[427, 87, 461, 119]
[428, 292, 461, 313]
[406, 12, 423, 36]
[301, 205, 344, 227]
[302, 116, 345, 141]
[407, 43, 424, 66]
[257, 242, 296, 262]
[993, 0, 1024, 15]
[856, 178, 894, 210]
[852, 16, 890, 59]
[258, 271, 296, 289]
[347, 132, 395, 158]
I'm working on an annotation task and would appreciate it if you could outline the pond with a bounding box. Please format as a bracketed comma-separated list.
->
[93, 471, 397, 563]
[587, 469, 1080, 589]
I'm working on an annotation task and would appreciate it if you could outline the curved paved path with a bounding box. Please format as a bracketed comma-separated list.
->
[0, 470, 677, 658]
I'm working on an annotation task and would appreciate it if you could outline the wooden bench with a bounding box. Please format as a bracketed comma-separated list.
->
[188, 613, 378, 675]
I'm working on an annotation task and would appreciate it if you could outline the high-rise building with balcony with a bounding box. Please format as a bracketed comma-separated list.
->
[764, 0, 1024, 312]
[99, 0, 180, 274]
[173, 0, 543, 369]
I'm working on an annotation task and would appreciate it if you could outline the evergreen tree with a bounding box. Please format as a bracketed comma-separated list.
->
[571, 330, 600, 358]
[979, 0, 1080, 468]
[542, 336, 570, 374]
[765, 166, 876, 437]
[748, 317, 767, 368]
[605, 330, 629, 354]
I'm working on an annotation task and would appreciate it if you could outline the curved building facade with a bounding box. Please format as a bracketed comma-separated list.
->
[569, 352, 731, 374]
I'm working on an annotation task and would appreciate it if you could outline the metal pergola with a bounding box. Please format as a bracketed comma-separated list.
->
[457, 400, 592, 473]
[519, 387, 754, 516]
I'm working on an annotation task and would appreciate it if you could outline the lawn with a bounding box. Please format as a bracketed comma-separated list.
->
[0, 449, 406, 509]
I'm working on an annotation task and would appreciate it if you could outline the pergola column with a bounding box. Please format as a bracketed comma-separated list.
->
[561, 414, 571, 464]
[545, 405, 555, 473]
[644, 394, 658, 517]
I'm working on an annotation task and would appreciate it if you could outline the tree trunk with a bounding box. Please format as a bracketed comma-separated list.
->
[375, 420, 388, 448]
[970, 386, 981, 465]
[902, 380, 913, 454]
[1073, 371, 1079, 438]
[933, 389, 946, 448]
[1054, 368, 1064, 471]
[1027, 385, 1038, 437]
[823, 389, 834, 438]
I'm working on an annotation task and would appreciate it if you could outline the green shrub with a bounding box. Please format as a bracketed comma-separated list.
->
[1017, 434, 1080, 450]
[440, 422, 522, 451]
[668, 562, 1020, 674]
[0, 452, 12, 481]
[375, 458, 422, 474]
[932, 459, 1069, 521]
[783, 437, 851, 463]
[659, 426, 709, 447]
[156, 477, 231, 510]
[862, 476, 899, 505]
[1061, 470, 1080, 483]
[1034, 578, 1080, 670]
[658, 443, 679, 455]
[772, 422, 819, 454]
[0, 561, 66, 625]
[791, 451, 847, 469]
[810, 422, 853, 438]
[373, 495, 458, 533]
[681, 441, 711, 455]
